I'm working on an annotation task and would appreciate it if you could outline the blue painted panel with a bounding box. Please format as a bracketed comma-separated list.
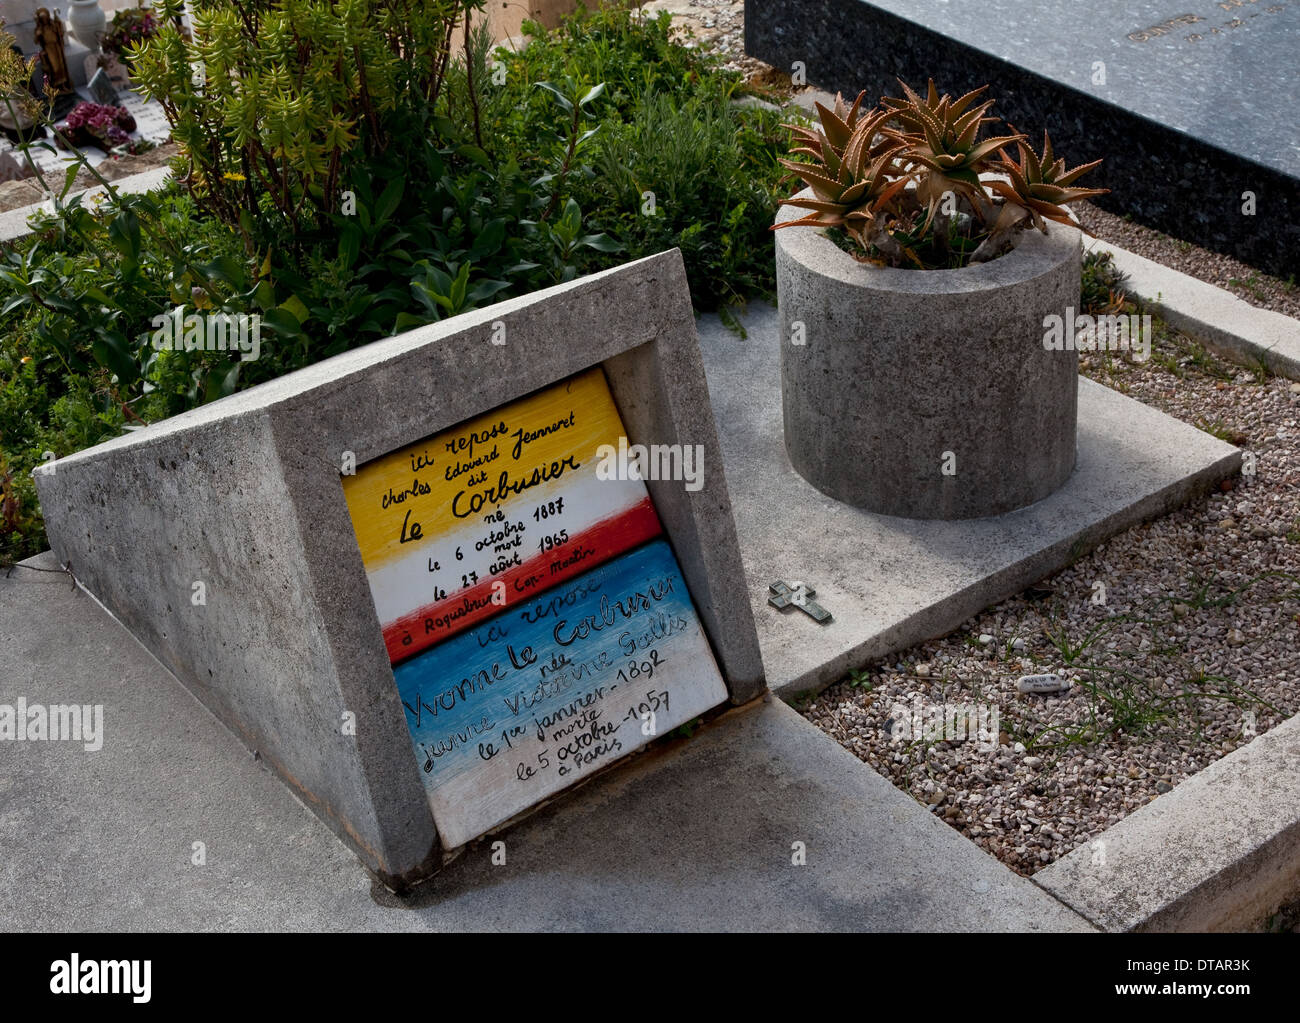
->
[392, 538, 728, 844]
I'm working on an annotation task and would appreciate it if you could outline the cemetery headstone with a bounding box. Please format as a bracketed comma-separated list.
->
[33, 250, 764, 887]
[745, 0, 1300, 276]
[84, 50, 129, 88]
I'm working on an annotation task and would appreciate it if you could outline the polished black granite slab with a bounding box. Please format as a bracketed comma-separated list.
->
[747, 0, 1300, 277]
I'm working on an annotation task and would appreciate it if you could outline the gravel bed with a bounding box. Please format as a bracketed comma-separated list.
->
[642, 0, 788, 84]
[802, 330, 1300, 876]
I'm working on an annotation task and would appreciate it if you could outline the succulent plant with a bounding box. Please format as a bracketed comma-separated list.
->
[775, 92, 910, 250]
[775, 79, 1107, 269]
[884, 80, 1023, 225]
[989, 132, 1108, 229]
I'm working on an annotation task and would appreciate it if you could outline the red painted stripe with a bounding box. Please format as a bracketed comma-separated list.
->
[383, 497, 663, 663]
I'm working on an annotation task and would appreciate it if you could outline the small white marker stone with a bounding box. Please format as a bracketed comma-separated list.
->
[1017, 673, 1070, 694]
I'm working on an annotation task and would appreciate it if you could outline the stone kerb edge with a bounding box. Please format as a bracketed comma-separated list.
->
[1087, 237, 1300, 382]
[0, 167, 174, 244]
[1034, 710, 1300, 931]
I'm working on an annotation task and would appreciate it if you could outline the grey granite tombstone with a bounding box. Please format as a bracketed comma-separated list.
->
[32, 250, 764, 888]
[746, 0, 1300, 277]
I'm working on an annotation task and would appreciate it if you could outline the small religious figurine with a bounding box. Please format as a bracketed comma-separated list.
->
[33, 8, 72, 96]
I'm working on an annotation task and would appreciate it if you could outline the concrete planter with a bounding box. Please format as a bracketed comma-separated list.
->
[776, 192, 1081, 519]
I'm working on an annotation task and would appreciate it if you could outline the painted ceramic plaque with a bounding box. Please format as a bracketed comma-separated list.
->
[392, 537, 728, 848]
[343, 367, 661, 663]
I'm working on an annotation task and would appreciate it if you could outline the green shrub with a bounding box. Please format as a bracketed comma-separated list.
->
[484, 6, 789, 309]
[580, 88, 784, 308]
[131, 0, 479, 236]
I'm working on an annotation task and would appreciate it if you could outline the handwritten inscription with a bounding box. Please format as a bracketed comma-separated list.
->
[392, 538, 728, 848]
[342, 367, 662, 661]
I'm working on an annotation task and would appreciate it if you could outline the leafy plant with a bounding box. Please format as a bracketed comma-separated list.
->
[129, 0, 481, 237]
[101, 4, 162, 64]
[487, 6, 789, 310]
[776, 79, 1107, 269]
[581, 86, 785, 308]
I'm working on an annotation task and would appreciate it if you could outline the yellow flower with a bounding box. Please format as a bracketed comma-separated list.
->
[222, 171, 246, 181]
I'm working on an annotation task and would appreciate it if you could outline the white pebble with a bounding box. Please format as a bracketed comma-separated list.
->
[1017, 673, 1070, 694]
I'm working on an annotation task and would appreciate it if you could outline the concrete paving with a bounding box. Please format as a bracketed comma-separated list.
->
[698, 302, 1241, 698]
[0, 552, 1090, 931]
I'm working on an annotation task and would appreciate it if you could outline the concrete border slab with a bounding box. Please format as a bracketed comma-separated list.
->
[0, 550, 1091, 931]
[1086, 236, 1300, 380]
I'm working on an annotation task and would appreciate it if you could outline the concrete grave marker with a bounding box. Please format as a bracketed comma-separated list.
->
[33, 250, 763, 887]
[87, 67, 118, 106]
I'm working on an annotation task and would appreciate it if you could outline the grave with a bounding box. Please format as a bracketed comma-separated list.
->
[2, 1, 93, 86]
[0, 2, 172, 183]
[5, 284, 1248, 930]
[32, 250, 764, 887]
[745, 0, 1300, 277]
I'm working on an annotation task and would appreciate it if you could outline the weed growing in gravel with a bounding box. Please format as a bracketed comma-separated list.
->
[1080, 249, 1128, 315]
[1194, 418, 1250, 445]
[1228, 274, 1272, 303]
[1026, 574, 1294, 752]
[1138, 322, 1233, 381]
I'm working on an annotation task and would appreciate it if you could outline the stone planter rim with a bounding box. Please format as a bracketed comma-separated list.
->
[776, 187, 1081, 292]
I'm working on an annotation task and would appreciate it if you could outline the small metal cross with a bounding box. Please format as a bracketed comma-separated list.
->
[768, 580, 832, 624]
